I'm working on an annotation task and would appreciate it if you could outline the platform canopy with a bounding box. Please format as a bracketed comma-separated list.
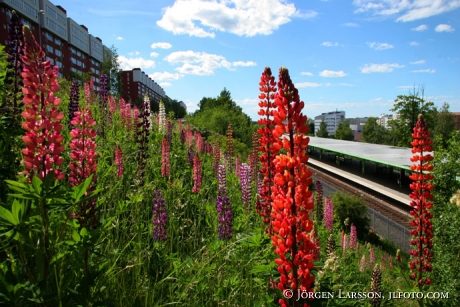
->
[306, 136, 415, 170]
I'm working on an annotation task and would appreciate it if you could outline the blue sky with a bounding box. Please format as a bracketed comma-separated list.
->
[61, 0, 460, 121]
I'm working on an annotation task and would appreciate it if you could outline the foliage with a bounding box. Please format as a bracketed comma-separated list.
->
[431, 131, 460, 305]
[331, 191, 370, 240]
[334, 120, 354, 141]
[361, 117, 391, 145]
[389, 87, 437, 147]
[316, 119, 329, 138]
[101, 45, 122, 97]
[433, 102, 455, 149]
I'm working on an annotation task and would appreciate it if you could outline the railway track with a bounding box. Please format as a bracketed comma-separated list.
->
[308, 163, 412, 229]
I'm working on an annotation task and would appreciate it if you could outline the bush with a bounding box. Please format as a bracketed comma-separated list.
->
[331, 191, 370, 239]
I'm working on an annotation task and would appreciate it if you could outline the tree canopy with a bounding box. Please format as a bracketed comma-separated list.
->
[334, 120, 354, 140]
[316, 119, 329, 138]
[361, 117, 390, 145]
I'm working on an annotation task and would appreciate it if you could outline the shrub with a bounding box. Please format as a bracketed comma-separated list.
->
[331, 191, 370, 239]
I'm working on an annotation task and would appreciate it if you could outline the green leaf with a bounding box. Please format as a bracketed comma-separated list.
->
[31, 176, 42, 195]
[80, 227, 88, 237]
[11, 200, 24, 224]
[71, 230, 80, 242]
[72, 175, 94, 202]
[0, 206, 17, 225]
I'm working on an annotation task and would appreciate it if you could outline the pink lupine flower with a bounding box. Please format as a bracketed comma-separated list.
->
[69, 106, 98, 228]
[115, 146, 123, 177]
[323, 196, 334, 233]
[21, 26, 65, 181]
[192, 154, 202, 193]
[369, 247, 375, 269]
[350, 223, 357, 249]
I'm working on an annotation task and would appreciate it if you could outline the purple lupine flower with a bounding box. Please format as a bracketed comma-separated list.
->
[217, 164, 232, 240]
[68, 81, 80, 129]
[188, 147, 194, 164]
[152, 190, 167, 241]
[349, 223, 357, 249]
[324, 196, 334, 233]
[99, 73, 108, 106]
[167, 120, 173, 145]
[180, 129, 185, 143]
[137, 94, 151, 178]
[315, 180, 323, 224]
[240, 163, 252, 209]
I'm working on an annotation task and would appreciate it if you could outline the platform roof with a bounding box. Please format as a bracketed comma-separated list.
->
[306, 137, 414, 170]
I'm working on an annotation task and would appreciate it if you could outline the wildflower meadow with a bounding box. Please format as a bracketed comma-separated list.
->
[1, 23, 460, 307]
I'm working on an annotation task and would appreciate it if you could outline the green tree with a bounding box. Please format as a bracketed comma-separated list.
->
[333, 120, 353, 140]
[307, 118, 315, 136]
[433, 102, 455, 149]
[316, 119, 329, 138]
[361, 117, 390, 144]
[389, 87, 437, 147]
[101, 45, 122, 97]
[431, 131, 460, 305]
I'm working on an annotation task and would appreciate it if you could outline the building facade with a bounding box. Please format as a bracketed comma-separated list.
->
[0, 0, 108, 89]
[120, 68, 166, 104]
[314, 111, 346, 136]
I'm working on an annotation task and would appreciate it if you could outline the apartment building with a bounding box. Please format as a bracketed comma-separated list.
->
[314, 111, 346, 136]
[0, 0, 107, 89]
[120, 68, 166, 104]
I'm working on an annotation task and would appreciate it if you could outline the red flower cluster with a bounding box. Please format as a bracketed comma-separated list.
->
[21, 26, 65, 181]
[408, 114, 434, 286]
[115, 145, 124, 177]
[269, 67, 316, 306]
[256, 67, 279, 226]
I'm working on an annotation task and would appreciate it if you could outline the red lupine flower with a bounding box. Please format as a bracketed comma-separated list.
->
[269, 67, 315, 307]
[21, 26, 65, 181]
[115, 145, 124, 177]
[408, 114, 434, 286]
[213, 140, 220, 176]
[161, 137, 170, 178]
[349, 223, 357, 249]
[226, 124, 234, 172]
[257, 67, 279, 227]
[69, 106, 98, 228]
[192, 154, 202, 193]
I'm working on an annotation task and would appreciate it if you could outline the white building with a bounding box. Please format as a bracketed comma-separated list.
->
[314, 111, 345, 136]
[378, 113, 400, 129]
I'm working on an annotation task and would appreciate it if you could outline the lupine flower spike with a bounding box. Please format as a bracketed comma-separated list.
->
[270, 67, 315, 307]
[152, 190, 167, 241]
[408, 114, 434, 286]
[21, 26, 65, 181]
[217, 164, 232, 240]
[257, 67, 279, 227]
[192, 155, 202, 193]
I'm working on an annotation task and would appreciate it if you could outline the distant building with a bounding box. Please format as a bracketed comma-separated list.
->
[347, 117, 368, 133]
[0, 0, 109, 89]
[120, 68, 166, 104]
[314, 111, 345, 136]
[377, 113, 400, 129]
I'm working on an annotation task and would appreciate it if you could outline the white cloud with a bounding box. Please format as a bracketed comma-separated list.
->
[411, 69, 436, 73]
[163, 50, 252, 75]
[353, 0, 460, 22]
[159, 82, 172, 87]
[156, 0, 315, 37]
[410, 59, 425, 64]
[411, 24, 428, 31]
[321, 42, 339, 47]
[295, 82, 322, 88]
[435, 24, 455, 32]
[409, 41, 419, 46]
[361, 63, 404, 73]
[232, 61, 257, 67]
[118, 56, 155, 70]
[366, 42, 394, 50]
[149, 71, 183, 81]
[301, 71, 313, 76]
[150, 52, 159, 58]
[319, 70, 347, 77]
[115, 36, 124, 40]
[127, 51, 140, 56]
[343, 22, 359, 27]
[151, 42, 173, 49]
